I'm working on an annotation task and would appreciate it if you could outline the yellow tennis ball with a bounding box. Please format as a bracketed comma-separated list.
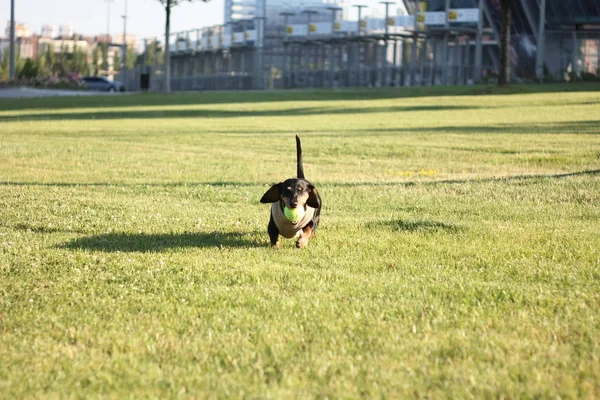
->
[284, 206, 304, 223]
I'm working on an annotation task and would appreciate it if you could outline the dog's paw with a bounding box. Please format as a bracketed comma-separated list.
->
[271, 242, 280, 249]
[296, 239, 308, 249]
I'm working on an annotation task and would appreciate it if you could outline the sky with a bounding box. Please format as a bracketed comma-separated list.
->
[1, 0, 398, 41]
[1, 0, 225, 40]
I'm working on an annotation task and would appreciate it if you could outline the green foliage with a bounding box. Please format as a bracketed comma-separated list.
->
[113, 50, 121, 73]
[59, 43, 70, 75]
[0, 84, 600, 398]
[35, 55, 49, 77]
[145, 40, 156, 65]
[72, 44, 89, 75]
[17, 58, 38, 79]
[101, 42, 109, 73]
[155, 43, 164, 66]
[0, 46, 24, 79]
[126, 47, 137, 69]
[0, 48, 8, 80]
[144, 41, 164, 67]
[44, 43, 56, 76]
[91, 46, 101, 76]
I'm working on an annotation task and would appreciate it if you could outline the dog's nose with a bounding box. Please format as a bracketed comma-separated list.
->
[290, 201, 298, 208]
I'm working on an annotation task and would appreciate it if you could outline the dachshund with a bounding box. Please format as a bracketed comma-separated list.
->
[260, 136, 322, 248]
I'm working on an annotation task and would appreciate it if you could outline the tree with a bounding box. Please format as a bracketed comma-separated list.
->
[113, 50, 121, 73]
[35, 56, 49, 78]
[72, 45, 89, 75]
[59, 43, 71, 76]
[101, 42, 109, 74]
[0, 49, 7, 81]
[126, 47, 136, 69]
[92, 46, 101, 76]
[45, 44, 56, 77]
[145, 40, 155, 66]
[18, 58, 38, 79]
[499, 0, 512, 85]
[156, 0, 209, 93]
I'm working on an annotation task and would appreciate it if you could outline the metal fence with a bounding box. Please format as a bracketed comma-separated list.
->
[127, 26, 599, 92]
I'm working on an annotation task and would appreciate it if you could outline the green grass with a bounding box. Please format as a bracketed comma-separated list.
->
[1, 83, 599, 398]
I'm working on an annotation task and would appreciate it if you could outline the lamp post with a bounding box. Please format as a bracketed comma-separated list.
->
[379, 1, 394, 36]
[9, 0, 15, 80]
[352, 4, 368, 35]
[104, 0, 114, 42]
[379, 2, 394, 86]
[122, 0, 127, 61]
[301, 10, 318, 37]
[352, 4, 368, 87]
[326, 7, 341, 87]
[280, 11, 295, 38]
[535, 0, 547, 81]
[280, 12, 295, 89]
[121, 0, 128, 87]
[327, 6, 342, 33]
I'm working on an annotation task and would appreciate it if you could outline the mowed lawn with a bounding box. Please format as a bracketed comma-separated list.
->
[0, 84, 599, 398]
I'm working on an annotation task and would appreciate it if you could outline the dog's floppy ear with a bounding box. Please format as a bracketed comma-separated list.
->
[260, 183, 282, 203]
[306, 185, 320, 208]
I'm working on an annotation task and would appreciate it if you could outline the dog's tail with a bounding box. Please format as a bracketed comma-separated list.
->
[296, 135, 305, 179]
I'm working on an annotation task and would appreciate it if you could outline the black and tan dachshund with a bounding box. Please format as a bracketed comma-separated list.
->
[260, 136, 322, 248]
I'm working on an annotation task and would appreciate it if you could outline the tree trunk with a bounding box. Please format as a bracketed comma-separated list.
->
[164, 0, 171, 94]
[499, 0, 512, 85]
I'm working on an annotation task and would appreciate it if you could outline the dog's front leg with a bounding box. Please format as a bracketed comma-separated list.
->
[268, 216, 280, 248]
[296, 223, 313, 249]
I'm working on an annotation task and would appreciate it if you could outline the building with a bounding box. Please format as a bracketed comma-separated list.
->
[221, 0, 349, 87]
[1, 22, 36, 60]
[402, 0, 600, 80]
[58, 24, 73, 39]
[150, 0, 600, 92]
[114, 33, 137, 49]
[4, 21, 31, 38]
[0, 40, 9, 57]
[16, 36, 39, 59]
[41, 24, 56, 38]
[224, 0, 349, 27]
[37, 37, 91, 56]
[95, 34, 112, 44]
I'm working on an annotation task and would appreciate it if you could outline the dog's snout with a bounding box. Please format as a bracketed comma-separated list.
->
[290, 196, 299, 208]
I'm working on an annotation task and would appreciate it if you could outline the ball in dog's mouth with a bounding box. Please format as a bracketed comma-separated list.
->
[284, 206, 305, 223]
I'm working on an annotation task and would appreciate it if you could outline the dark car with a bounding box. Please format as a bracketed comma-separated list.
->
[81, 76, 125, 92]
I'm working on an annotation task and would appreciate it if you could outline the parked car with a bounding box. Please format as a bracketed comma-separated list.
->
[81, 76, 125, 92]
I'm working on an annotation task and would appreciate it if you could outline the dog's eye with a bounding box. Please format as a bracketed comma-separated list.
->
[297, 187, 303, 192]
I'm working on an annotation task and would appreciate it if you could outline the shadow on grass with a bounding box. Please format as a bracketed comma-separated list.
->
[189, 120, 600, 136]
[0, 180, 261, 188]
[60, 231, 264, 252]
[358, 120, 600, 135]
[190, 120, 600, 136]
[367, 219, 463, 233]
[8, 222, 88, 234]
[3, 169, 600, 190]
[1, 82, 598, 111]
[325, 168, 600, 188]
[0, 104, 475, 121]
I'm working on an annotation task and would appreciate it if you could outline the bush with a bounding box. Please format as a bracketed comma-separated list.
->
[18, 58, 39, 79]
[580, 71, 600, 82]
[0, 75, 86, 90]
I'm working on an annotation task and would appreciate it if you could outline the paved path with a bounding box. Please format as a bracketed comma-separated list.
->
[0, 87, 127, 99]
